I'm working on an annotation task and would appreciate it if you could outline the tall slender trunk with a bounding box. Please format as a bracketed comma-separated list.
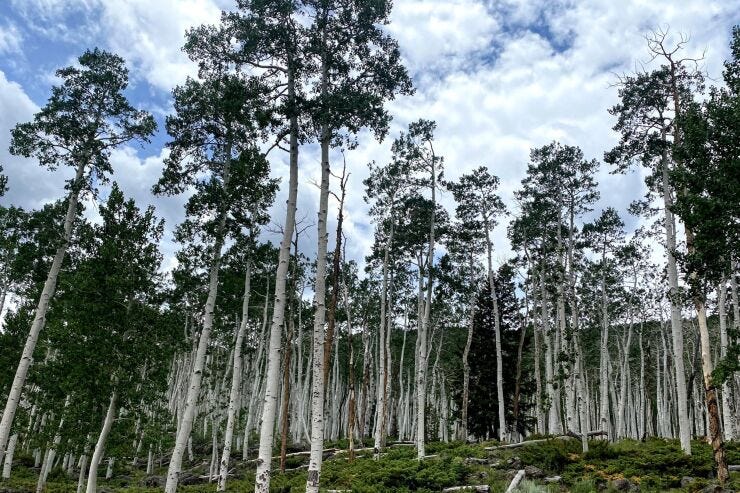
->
[685, 224, 728, 482]
[86, 390, 118, 493]
[279, 301, 294, 472]
[218, 260, 252, 491]
[0, 160, 85, 461]
[76, 440, 90, 493]
[718, 283, 735, 440]
[323, 164, 347, 384]
[37, 396, 68, 493]
[165, 148, 232, 493]
[484, 216, 506, 440]
[305, 69, 331, 492]
[617, 268, 636, 438]
[1, 433, 16, 478]
[598, 245, 610, 436]
[541, 268, 557, 434]
[460, 256, 476, 441]
[255, 59, 299, 493]
[512, 302, 528, 442]
[375, 222, 394, 452]
[660, 132, 691, 454]
[416, 154, 436, 459]
[344, 280, 357, 461]
[529, 255, 545, 433]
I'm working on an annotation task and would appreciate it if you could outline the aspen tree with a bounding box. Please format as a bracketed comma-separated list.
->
[0, 50, 155, 462]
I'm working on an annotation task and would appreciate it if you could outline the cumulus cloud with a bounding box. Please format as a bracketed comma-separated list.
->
[0, 23, 23, 55]
[1, 0, 739, 274]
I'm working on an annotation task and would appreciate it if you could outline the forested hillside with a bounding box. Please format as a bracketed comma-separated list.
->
[0, 1, 739, 492]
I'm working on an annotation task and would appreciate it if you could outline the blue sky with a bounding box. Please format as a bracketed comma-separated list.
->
[1, 0, 739, 272]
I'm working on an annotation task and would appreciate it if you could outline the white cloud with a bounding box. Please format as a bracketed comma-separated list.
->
[0, 23, 23, 55]
[2, 0, 740, 274]
[0, 70, 64, 210]
[388, 0, 499, 74]
[96, 0, 223, 91]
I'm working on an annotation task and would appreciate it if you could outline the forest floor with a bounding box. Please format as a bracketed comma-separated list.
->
[1, 437, 738, 492]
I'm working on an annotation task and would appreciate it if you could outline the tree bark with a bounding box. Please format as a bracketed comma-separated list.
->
[86, 390, 117, 493]
[660, 131, 692, 454]
[305, 71, 331, 491]
[255, 58, 299, 493]
[375, 222, 393, 453]
[484, 215, 506, 440]
[1, 433, 16, 478]
[0, 160, 85, 461]
[718, 283, 735, 440]
[460, 257, 476, 441]
[165, 149, 232, 493]
[416, 153, 436, 459]
[218, 261, 252, 491]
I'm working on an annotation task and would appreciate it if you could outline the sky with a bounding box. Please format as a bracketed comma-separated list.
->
[1, 0, 739, 275]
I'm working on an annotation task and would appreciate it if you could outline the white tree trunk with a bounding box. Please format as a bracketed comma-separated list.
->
[0, 161, 85, 461]
[218, 262, 252, 491]
[661, 150, 691, 454]
[86, 390, 117, 493]
[374, 225, 394, 453]
[255, 65, 299, 493]
[2, 433, 17, 478]
[305, 121, 330, 493]
[718, 283, 735, 440]
[598, 263, 610, 436]
[165, 157, 231, 493]
[105, 457, 114, 480]
[485, 220, 506, 440]
[460, 260, 475, 441]
[416, 155, 436, 458]
[76, 454, 88, 493]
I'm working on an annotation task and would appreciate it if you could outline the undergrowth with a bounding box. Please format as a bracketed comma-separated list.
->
[0, 438, 737, 492]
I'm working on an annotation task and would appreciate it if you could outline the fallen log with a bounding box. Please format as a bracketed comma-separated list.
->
[728, 465, 740, 472]
[484, 430, 607, 451]
[332, 447, 375, 456]
[442, 486, 490, 492]
[485, 436, 575, 450]
[566, 429, 608, 439]
[271, 448, 338, 460]
[505, 469, 525, 493]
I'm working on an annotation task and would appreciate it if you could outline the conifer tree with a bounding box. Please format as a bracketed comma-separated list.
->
[154, 30, 278, 490]
[0, 50, 155, 463]
[448, 167, 507, 439]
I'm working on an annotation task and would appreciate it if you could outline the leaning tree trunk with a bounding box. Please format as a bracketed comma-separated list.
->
[218, 260, 252, 491]
[165, 152, 232, 493]
[37, 396, 68, 493]
[86, 390, 118, 493]
[685, 227, 728, 483]
[1, 433, 16, 478]
[0, 160, 85, 462]
[254, 61, 299, 493]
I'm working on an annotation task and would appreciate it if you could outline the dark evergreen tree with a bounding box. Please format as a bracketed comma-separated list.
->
[468, 264, 534, 440]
